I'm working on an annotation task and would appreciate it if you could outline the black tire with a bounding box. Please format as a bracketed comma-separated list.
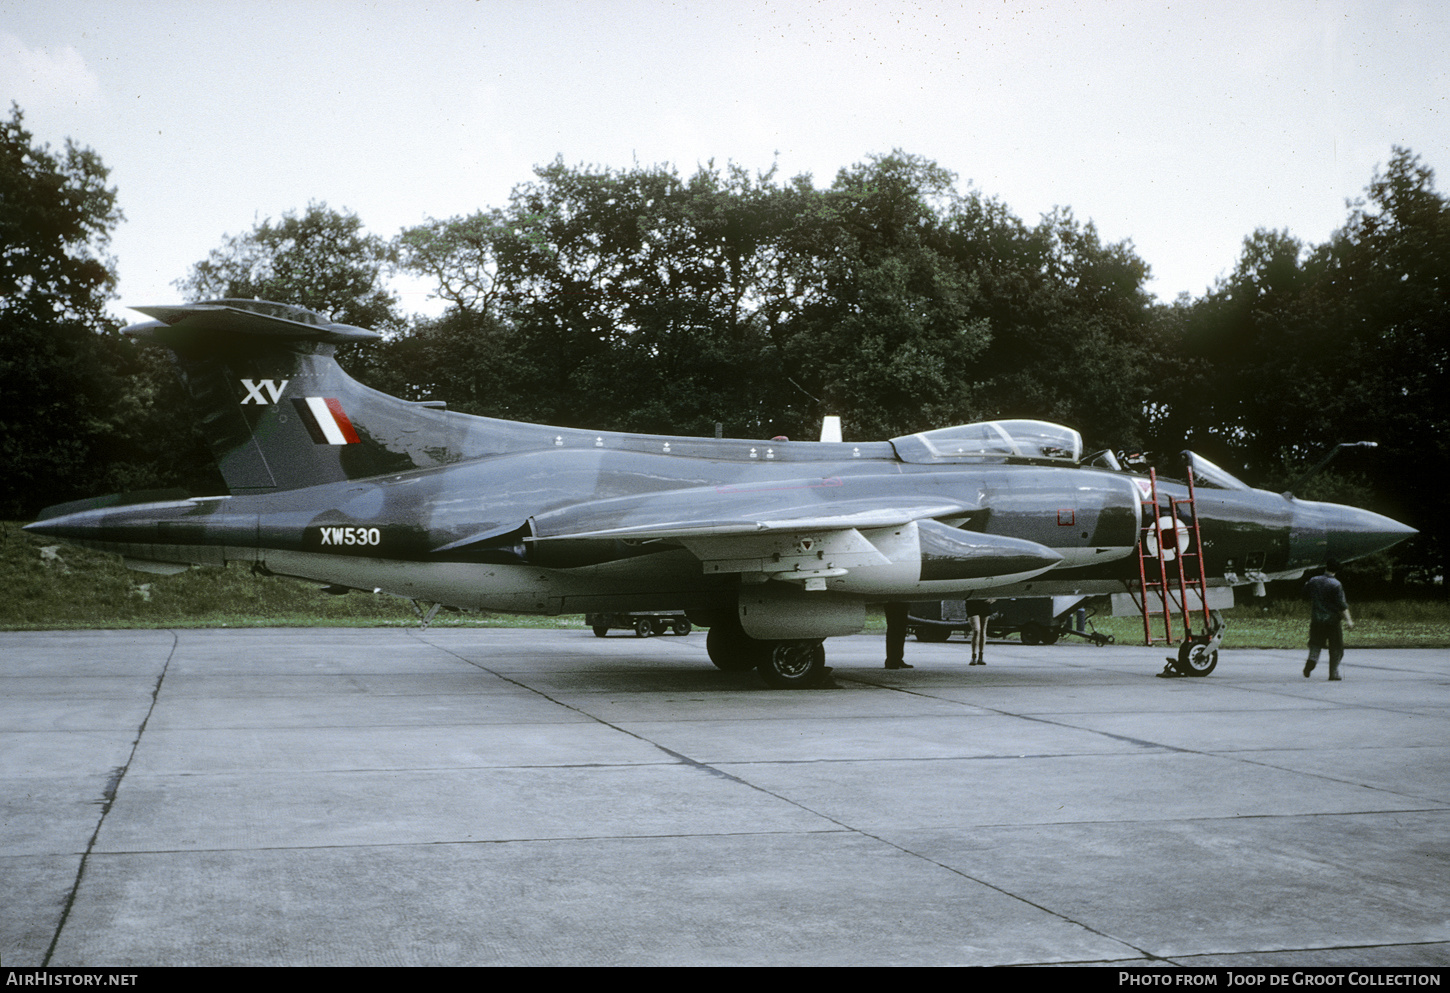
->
[706, 624, 758, 671]
[634, 617, 655, 637]
[672, 620, 692, 636]
[756, 639, 827, 689]
[1176, 639, 1218, 676]
[914, 626, 952, 643]
[1020, 624, 1043, 645]
[591, 623, 610, 638]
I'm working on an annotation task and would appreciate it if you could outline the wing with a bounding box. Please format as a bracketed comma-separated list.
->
[433, 475, 1061, 590]
[515, 476, 979, 586]
[525, 475, 971, 539]
[528, 502, 972, 542]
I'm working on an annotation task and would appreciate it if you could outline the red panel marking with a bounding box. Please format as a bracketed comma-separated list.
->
[324, 397, 361, 444]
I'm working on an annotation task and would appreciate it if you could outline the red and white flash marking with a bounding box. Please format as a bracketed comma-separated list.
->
[301, 397, 361, 445]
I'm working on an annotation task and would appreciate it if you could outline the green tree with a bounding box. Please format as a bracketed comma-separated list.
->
[394, 151, 1159, 446]
[403, 159, 810, 435]
[1309, 148, 1448, 580]
[1153, 148, 1446, 584]
[964, 204, 1156, 451]
[0, 105, 118, 325]
[774, 152, 991, 439]
[0, 104, 181, 516]
[1151, 226, 1316, 470]
[362, 307, 532, 419]
[176, 201, 401, 332]
[395, 208, 515, 317]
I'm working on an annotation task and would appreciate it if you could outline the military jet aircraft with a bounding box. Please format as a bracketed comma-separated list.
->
[26, 300, 1417, 687]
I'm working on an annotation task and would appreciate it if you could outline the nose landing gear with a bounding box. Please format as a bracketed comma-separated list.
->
[1159, 612, 1226, 678]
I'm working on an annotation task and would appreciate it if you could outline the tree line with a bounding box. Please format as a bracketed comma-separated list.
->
[3, 104, 1444, 586]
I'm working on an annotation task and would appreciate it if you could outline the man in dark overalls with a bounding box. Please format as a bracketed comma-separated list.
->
[1304, 560, 1355, 681]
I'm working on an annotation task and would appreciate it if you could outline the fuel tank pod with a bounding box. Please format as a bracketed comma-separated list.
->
[836, 518, 1065, 596]
[915, 519, 1065, 584]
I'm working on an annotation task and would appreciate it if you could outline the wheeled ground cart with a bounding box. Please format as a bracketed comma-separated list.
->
[586, 611, 693, 638]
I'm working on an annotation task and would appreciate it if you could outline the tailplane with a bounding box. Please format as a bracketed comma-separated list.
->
[126, 300, 464, 493]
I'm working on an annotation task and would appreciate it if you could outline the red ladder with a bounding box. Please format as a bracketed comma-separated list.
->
[1136, 461, 1212, 646]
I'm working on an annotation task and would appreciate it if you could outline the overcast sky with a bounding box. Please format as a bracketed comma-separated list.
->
[4, 0, 1447, 321]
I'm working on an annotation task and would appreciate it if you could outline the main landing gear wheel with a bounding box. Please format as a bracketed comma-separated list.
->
[591, 622, 610, 637]
[706, 624, 759, 672]
[755, 639, 828, 689]
[1175, 639, 1218, 676]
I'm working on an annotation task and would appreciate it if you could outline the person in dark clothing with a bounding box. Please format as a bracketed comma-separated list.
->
[1304, 559, 1354, 681]
[884, 601, 912, 669]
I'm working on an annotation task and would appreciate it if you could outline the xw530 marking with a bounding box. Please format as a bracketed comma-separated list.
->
[318, 527, 382, 547]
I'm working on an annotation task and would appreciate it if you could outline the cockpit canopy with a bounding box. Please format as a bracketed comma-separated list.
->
[1182, 451, 1251, 490]
[892, 419, 1083, 464]
[890, 419, 1255, 489]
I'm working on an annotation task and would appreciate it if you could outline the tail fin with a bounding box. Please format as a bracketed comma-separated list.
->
[127, 300, 464, 493]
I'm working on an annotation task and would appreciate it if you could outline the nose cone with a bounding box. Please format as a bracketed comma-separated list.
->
[24, 492, 197, 548]
[1292, 500, 1418, 565]
[23, 508, 106, 542]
